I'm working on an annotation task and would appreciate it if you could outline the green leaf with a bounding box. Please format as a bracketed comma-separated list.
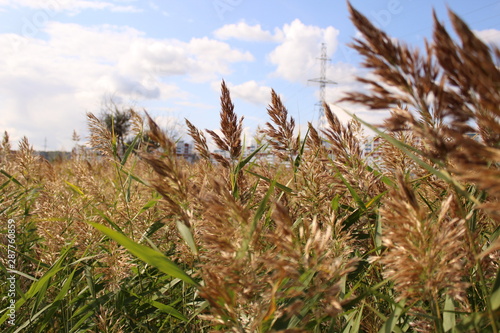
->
[92, 207, 124, 234]
[491, 266, 500, 311]
[176, 220, 198, 255]
[378, 300, 405, 333]
[342, 305, 364, 333]
[139, 219, 166, 243]
[375, 214, 383, 251]
[54, 270, 76, 302]
[85, 265, 96, 299]
[331, 194, 341, 210]
[133, 195, 161, 221]
[293, 128, 309, 172]
[336, 171, 366, 210]
[234, 145, 264, 175]
[89, 222, 198, 286]
[0, 247, 71, 325]
[127, 290, 188, 322]
[443, 295, 456, 332]
[65, 181, 85, 196]
[237, 181, 274, 260]
[246, 170, 293, 193]
[352, 303, 364, 333]
[0, 169, 23, 187]
[121, 133, 141, 166]
[342, 208, 363, 232]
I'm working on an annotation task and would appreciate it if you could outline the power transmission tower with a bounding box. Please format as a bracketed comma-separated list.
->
[308, 43, 336, 127]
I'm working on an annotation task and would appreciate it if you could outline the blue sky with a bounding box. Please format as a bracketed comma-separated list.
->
[0, 0, 499, 151]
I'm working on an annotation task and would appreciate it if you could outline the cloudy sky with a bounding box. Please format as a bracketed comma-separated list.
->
[0, 0, 499, 151]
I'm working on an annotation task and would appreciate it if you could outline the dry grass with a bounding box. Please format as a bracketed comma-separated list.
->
[0, 3, 499, 333]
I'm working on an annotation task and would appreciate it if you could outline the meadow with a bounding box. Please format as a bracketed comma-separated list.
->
[1, 5, 499, 332]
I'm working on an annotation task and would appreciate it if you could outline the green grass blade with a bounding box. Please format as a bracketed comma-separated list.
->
[0, 247, 71, 325]
[139, 219, 166, 243]
[234, 145, 264, 175]
[92, 207, 124, 234]
[134, 195, 161, 219]
[121, 133, 141, 166]
[378, 300, 405, 333]
[293, 128, 309, 172]
[127, 290, 188, 322]
[88, 222, 198, 286]
[443, 295, 456, 332]
[336, 171, 366, 210]
[176, 220, 198, 255]
[237, 181, 274, 260]
[65, 181, 85, 196]
[491, 265, 500, 310]
[0, 169, 24, 187]
[246, 170, 293, 193]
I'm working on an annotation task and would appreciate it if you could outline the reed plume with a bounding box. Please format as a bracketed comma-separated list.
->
[186, 118, 211, 162]
[206, 80, 244, 163]
[261, 89, 298, 163]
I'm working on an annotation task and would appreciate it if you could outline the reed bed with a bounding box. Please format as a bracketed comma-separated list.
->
[1, 4, 499, 332]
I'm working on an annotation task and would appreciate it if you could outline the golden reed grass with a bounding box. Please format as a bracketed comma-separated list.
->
[0, 3, 498, 332]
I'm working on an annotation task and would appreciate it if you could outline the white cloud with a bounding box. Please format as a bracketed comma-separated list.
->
[0, 0, 142, 13]
[187, 37, 254, 82]
[268, 19, 340, 82]
[209, 79, 271, 106]
[0, 22, 254, 150]
[214, 21, 281, 42]
[474, 29, 500, 46]
[228, 80, 272, 105]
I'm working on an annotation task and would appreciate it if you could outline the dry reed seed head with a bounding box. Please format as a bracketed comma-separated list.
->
[378, 131, 422, 175]
[432, 10, 500, 147]
[87, 112, 113, 157]
[1, 130, 10, 151]
[129, 108, 144, 136]
[380, 177, 471, 307]
[15, 136, 43, 183]
[261, 89, 298, 159]
[305, 122, 323, 152]
[95, 305, 126, 333]
[268, 201, 298, 254]
[144, 112, 176, 154]
[186, 118, 211, 161]
[206, 80, 243, 160]
[321, 103, 367, 174]
[346, 3, 500, 210]
[343, 5, 420, 111]
[138, 114, 199, 228]
[261, 209, 358, 322]
[347, 3, 497, 136]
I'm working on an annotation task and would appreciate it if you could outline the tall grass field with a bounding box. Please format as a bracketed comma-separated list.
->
[1, 5, 499, 333]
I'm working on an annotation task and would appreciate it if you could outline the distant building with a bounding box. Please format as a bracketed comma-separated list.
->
[363, 136, 384, 165]
[176, 140, 196, 162]
[176, 140, 193, 156]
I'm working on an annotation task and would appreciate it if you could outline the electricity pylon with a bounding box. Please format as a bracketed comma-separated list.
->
[308, 43, 336, 127]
